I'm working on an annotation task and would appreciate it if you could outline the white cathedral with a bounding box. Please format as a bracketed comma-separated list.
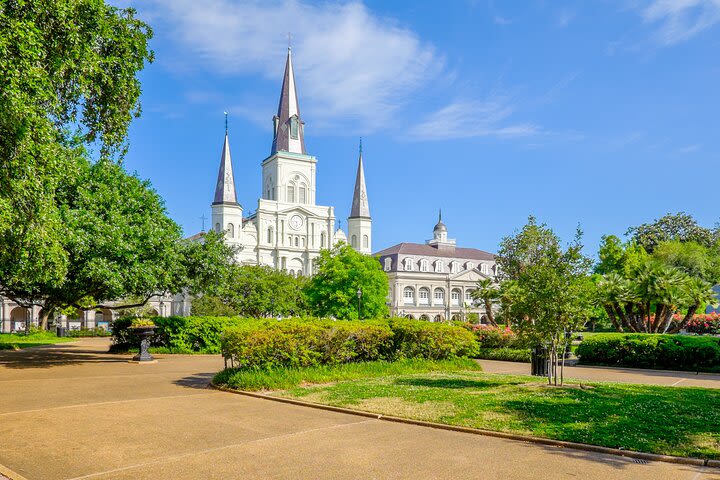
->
[207, 47, 372, 274]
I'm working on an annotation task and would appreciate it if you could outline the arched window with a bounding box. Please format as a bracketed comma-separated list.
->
[481, 263, 489, 274]
[362, 235, 369, 249]
[384, 257, 392, 271]
[435, 261, 444, 273]
[404, 258, 414, 271]
[227, 223, 234, 238]
[267, 227, 274, 244]
[215, 223, 221, 232]
[420, 259, 429, 272]
[466, 262, 474, 271]
[301, 237, 306, 247]
[451, 289, 461, 306]
[433, 314, 443, 322]
[465, 290, 474, 303]
[299, 184, 307, 204]
[287, 185, 295, 203]
[419, 287, 430, 305]
[294, 236, 299, 247]
[419, 314, 430, 321]
[451, 261, 459, 274]
[320, 232, 326, 248]
[403, 287, 415, 305]
[351, 235, 358, 248]
[433, 288, 445, 305]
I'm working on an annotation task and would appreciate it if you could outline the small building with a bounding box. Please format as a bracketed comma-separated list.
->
[374, 213, 498, 322]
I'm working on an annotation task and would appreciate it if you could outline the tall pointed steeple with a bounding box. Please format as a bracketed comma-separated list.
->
[349, 138, 370, 218]
[271, 47, 306, 154]
[213, 122, 239, 205]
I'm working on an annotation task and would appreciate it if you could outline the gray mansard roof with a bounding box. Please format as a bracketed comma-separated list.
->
[374, 243, 495, 261]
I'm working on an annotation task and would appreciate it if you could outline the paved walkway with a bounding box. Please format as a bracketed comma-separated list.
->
[479, 359, 720, 388]
[0, 339, 718, 480]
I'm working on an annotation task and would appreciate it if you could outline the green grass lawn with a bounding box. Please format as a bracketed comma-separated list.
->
[262, 366, 720, 460]
[0, 331, 76, 350]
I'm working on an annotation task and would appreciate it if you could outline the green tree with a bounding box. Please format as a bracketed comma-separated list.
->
[626, 212, 718, 253]
[471, 278, 499, 326]
[0, 1, 153, 306]
[219, 265, 306, 318]
[305, 243, 389, 319]
[0, 159, 235, 329]
[594, 237, 719, 333]
[497, 217, 594, 385]
[190, 295, 238, 317]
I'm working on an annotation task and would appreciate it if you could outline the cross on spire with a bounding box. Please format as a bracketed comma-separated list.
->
[224, 111, 228, 133]
[200, 213, 207, 232]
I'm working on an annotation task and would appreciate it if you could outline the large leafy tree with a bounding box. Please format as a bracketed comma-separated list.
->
[218, 265, 306, 318]
[0, 1, 153, 303]
[0, 158, 235, 329]
[626, 212, 718, 253]
[471, 278, 499, 326]
[497, 217, 594, 385]
[305, 243, 389, 320]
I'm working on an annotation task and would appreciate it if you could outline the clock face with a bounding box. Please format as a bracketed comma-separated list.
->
[289, 214, 304, 231]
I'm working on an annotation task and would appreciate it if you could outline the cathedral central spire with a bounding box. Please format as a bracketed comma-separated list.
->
[271, 47, 306, 154]
[349, 139, 370, 219]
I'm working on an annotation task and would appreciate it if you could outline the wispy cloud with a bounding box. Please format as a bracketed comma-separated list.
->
[675, 143, 702, 154]
[132, 0, 443, 133]
[409, 96, 539, 141]
[639, 0, 720, 45]
[557, 9, 575, 27]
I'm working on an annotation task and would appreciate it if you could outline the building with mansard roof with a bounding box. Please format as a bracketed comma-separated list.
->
[375, 212, 498, 322]
[206, 46, 372, 275]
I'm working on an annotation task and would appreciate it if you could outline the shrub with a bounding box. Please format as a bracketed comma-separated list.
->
[474, 347, 531, 363]
[682, 313, 720, 335]
[463, 324, 526, 349]
[576, 334, 720, 372]
[388, 318, 476, 360]
[66, 327, 111, 337]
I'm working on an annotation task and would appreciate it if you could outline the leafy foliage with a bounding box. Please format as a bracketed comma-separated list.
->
[470, 278, 499, 325]
[626, 212, 718, 253]
[190, 295, 238, 317]
[496, 216, 594, 384]
[0, 0, 153, 303]
[576, 333, 720, 372]
[305, 243, 389, 319]
[218, 265, 307, 317]
[595, 236, 718, 333]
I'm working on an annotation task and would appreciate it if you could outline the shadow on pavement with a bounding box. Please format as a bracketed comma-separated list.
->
[173, 372, 216, 389]
[0, 343, 131, 369]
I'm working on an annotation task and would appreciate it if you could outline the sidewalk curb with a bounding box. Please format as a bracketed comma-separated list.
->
[212, 382, 717, 469]
[0, 462, 29, 480]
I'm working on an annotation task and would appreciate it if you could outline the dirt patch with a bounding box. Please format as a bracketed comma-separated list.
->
[355, 397, 457, 422]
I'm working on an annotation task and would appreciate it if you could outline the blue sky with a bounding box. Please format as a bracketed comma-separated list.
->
[118, 0, 720, 255]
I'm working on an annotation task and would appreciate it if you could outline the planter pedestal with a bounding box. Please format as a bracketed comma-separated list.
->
[132, 327, 156, 362]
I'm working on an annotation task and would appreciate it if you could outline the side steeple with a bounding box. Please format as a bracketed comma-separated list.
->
[271, 47, 306, 155]
[211, 115, 243, 246]
[213, 116, 239, 205]
[348, 138, 372, 254]
[349, 138, 370, 219]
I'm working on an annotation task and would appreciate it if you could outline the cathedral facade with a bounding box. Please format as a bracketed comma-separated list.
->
[209, 47, 372, 275]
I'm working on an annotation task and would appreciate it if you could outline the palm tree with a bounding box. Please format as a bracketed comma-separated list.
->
[667, 278, 717, 333]
[472, 278, 499, 326]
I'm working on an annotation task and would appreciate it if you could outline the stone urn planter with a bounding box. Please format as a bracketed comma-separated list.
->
[130, 320, 156, 362]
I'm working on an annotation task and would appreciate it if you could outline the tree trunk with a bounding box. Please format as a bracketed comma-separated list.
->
[667, 304, 698, 334]
[39, 307, 51, 331]
[484, 299, 496, 326]
[604, 305, 623, 332]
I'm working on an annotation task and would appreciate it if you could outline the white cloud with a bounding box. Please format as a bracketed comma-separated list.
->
[640, 0, 720, 45]
[135, 0, 443, 132]
[409, 96, 539, 141]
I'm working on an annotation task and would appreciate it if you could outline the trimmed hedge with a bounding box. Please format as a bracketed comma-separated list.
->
[66, 327, 111, 338]
[474, 347, 531, 363]
[110, 316, 254, 353]
[576, 333, 720, 372]
[220, 318, 476, 369]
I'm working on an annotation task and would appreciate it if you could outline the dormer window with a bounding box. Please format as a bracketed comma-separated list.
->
[404, 258, 414, 271]
[420, 259, 429, 272]
[384, 257, 392, 271]
[435, 261, 444, 273]
[290, 117, 299, 139]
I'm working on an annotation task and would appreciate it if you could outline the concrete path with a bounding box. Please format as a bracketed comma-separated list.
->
[0, 339, 718, 480]
[479, 359, 720, 388]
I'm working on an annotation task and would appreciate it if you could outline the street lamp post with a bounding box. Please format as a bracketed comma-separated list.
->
[356, 288, 363, 319]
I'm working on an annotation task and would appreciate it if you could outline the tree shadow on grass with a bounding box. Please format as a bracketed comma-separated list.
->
[395, 378, 501, 390]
